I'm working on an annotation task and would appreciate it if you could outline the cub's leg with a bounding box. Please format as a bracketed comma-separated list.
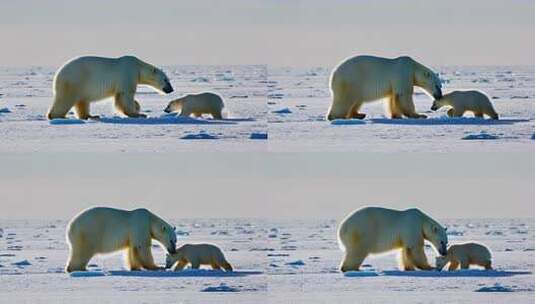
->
[173, 259, 188, 271]
[474, 112, 484, 118]
[448, 259, 460, 271]
[222, 261, 233, 272]
[483, 261, 492, 270]
[340, 248, 368, 272]
[65, 247, 93, 272]
[189, 258, 201, 269]
[211, 110, 223, 120]
[211, 263, 222, 270]
[447, 108, 464, 118]
[460, 258, 470, 270]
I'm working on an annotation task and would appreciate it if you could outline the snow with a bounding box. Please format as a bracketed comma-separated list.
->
[0, 65, 267, 152]
[268, 66, 535, 152]
[1, 218, 533, 302]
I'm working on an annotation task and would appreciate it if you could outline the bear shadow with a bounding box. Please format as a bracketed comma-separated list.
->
[96, 115, 239, 125]
[107, 269, 263, 278]
[369, 117, 529, 126]
[381, 270, 531, 278]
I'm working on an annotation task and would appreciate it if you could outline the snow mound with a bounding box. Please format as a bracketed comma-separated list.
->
[49, 118, 86, 125]
[201, 283, 240, 292]
[330, 119, 366, 125]
[250, 132, 268, 140]
[12, 260, 31, 266]
[286, 260, 305, 266]
[272, 108, 292, 114]
[462, 132, 500, 140]
[181, 132, 220, 140]
[475, 283, 514, 292]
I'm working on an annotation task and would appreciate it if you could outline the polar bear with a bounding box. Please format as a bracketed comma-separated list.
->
[431, 90, 499, 119]
[65, 207, 177, 272]
[338, 207, 448, 272]
[435, 242, 492, 271]
[327, 55, 443, 120]
[47, 56, 174, 120]
[164, 92, 224, 119]
[165, 243, 233, 271]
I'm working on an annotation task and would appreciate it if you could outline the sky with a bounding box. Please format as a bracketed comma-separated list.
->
[1, 0, 534, 67]
[1, 152, 533, 220]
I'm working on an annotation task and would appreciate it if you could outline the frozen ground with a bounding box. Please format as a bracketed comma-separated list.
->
[268, 66, 535, 151]
[0, 65, 267, 152]
[0, 218, 533, 303]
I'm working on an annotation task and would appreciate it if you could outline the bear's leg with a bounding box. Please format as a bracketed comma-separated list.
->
[66, 248, 93, 272]
[395, 93, 427, 119]
[327, 87, 355, 120]
[74, 101, 99, 120]
[47, 94, 77, 120]
[388, 97, 403, 119]
[132, 245, 160, 270]
[126, 247, 142, 271]
[474, 112, 484, 118]
[179, 109, 193, 118]
[448, 259, 460, 271]
[400, 248, 416, 271]
[347, 102, 366, 119]
[447, 108, 463, 118]
[483, 261, 492, 270]
[114, 93, 147, 118]
[193, 112, 203, 118]
[340, 248, 368, 272]
[406, 246, 433, 270]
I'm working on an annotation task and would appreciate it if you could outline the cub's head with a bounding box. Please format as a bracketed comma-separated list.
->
[430, 98, 447, 111]
[423, 221, 448, 256]
[165, 251, 182, 269]
[413, 64, 442, 100]
[139, 62, 173, 94]
[150, 220, 177, 254]
[435, 255, 448, 271]
[164, 98, 185, 113]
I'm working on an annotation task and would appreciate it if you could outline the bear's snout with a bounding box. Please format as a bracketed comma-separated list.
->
[163, 83, 174, 94]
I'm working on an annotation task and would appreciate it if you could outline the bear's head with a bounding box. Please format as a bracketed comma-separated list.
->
[422, 221, 448, 256]
[150, 218, 177, 254]
[138, 61, 174, 94]
[413, 63, 442, 100]
[435, 255, 448, 271]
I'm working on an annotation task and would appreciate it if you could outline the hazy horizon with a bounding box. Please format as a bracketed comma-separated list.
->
[1, 0, 534, 67]
[1, 153, 533, 220]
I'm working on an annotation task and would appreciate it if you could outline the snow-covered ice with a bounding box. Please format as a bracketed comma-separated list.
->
[0, 65, 267, 152]
[268, 66, 535, 152]
[1, 218, 533, 303]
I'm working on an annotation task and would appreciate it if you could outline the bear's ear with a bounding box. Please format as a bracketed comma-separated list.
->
[162, 225, 166, 232]
[173, 226, 176, 231]
[444, 227, 448, 232]
[433, 226, 439, 233]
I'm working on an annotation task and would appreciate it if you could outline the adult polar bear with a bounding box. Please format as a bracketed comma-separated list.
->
[65, 207, 177, 272]
[338, 207, 448, 272]
[47, 56, 174, 120]
[327, 55, 443, 120]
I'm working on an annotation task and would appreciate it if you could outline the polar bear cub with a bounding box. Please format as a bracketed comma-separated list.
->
[435, 242, 492, 271]
[164, 92, 224, 119]
[431, 90, 499, 119]
[165, 243, 233, 271]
